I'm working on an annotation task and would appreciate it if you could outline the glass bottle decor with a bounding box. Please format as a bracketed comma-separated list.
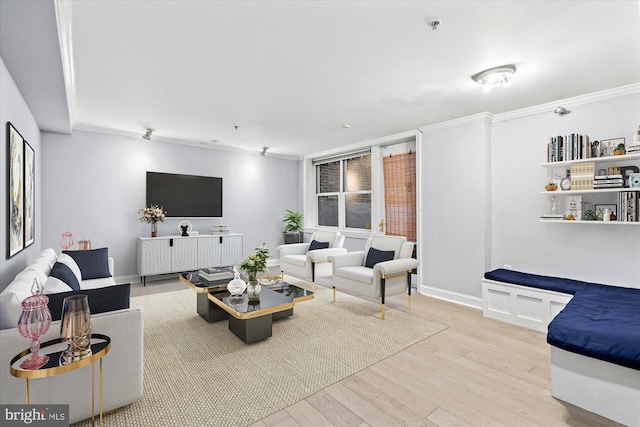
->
[60, 295, 92, 364]
[60, 230, 73, 251]
[227, 268, 247, 296]
[17, 279, 52, 370]
[77, 235, 91, 250]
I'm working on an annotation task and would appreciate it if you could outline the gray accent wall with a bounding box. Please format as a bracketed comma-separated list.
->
[0, 57, 42, 289]
[40, 130, 301, 281]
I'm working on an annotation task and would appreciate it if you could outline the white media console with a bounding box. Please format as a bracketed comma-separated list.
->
[137, 234, 243, 285]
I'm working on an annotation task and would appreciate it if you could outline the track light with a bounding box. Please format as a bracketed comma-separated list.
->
[554, 106, 571, 117]
[259, 147, 268, 157]
[142, 128, 154, 140]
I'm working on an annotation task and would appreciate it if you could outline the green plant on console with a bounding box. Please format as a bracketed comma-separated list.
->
[282, 209, 303, 232]
[239, 244, 270, 282]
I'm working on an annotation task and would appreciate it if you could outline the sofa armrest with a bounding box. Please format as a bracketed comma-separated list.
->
[374, 258, 419, 277]
[108, 257, 115, 276]
[329, 251, 366, 269]
[307, 247, 348, 263]
[278, 243, 311, 257]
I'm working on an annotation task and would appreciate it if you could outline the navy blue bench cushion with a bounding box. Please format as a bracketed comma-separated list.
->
[484, 268, 609, 295]
[547, 286, 640, 370]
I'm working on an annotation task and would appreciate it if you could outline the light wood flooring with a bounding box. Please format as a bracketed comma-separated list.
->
[132, 274, 621, 427]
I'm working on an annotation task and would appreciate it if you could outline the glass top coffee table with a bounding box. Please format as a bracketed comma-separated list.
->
[180, 272, 313, 343]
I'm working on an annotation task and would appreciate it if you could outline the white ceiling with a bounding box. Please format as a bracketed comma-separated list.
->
[3, 1, 640, 158]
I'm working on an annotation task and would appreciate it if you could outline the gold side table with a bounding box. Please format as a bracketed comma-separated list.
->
[10, 334, 111, 426]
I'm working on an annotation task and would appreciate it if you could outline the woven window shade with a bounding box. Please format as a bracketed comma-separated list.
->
[383, 152, 416, 241]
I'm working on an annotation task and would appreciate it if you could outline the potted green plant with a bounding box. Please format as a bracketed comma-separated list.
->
[282, 209, 303, 244]
[239, 244, 270, 300]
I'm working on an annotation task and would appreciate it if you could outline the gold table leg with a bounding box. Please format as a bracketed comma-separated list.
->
[25, 378, 30, 404]
[100, 358, 103, 427]
[91, 363, 95, 425]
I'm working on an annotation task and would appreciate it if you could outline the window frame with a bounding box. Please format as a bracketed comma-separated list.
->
[315, 153, 372, 231]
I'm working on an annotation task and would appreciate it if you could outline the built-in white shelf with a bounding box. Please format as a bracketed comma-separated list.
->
[540, 219, 640, 225]
[540, 153, 640, 168]
[540, 188, 640, 195]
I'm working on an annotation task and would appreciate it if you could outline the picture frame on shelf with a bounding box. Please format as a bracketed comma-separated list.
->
[599, 138, 625, 157]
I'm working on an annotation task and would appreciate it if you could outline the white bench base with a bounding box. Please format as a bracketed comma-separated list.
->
[481, 278, 573, 332]
[551, 346, 640, 427]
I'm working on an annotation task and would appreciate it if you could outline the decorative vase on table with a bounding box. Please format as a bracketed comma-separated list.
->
[227, 268, 247, 296]
[247, 281, 262, 301]
[60, 294, 92, 364]
[151, 222, 158, 237]
[17, 279, 52, 370]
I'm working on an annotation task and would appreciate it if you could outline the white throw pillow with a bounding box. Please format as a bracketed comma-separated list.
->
[43, 276, 73, 294]
[56, 253, 82, 284]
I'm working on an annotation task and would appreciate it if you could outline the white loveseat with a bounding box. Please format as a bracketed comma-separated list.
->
[0, 248, 143, 424]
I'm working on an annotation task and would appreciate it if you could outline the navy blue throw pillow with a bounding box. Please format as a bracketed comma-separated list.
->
[47, 284, 131, 321]
[63, 248, 111, 280]
[364, 247, 395, 268]
[50, 262, 81, 291]
[308, 240, 330, 251]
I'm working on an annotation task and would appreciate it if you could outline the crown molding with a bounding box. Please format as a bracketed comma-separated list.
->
[418, 112, 494, 133]
[493, 83, 640, 122]
[72, 124, 300, 161]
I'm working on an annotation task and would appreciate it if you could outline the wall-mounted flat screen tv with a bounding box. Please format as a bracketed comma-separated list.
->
[146, 172, 222, 217]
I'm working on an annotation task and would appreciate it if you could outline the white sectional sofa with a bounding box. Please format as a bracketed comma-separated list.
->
[0, 248, 144, 424]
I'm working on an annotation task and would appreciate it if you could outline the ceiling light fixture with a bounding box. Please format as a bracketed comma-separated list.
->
[259, 147, 268, 157]
[471, 64, 516, 91]
[554, 106, 571, 117]
[142, 128, 154, 140]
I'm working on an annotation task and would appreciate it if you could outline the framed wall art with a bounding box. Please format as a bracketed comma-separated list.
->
[7, 122, 24, 257]
[24, 141, 35, 248]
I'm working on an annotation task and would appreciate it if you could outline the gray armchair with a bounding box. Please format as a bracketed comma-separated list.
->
[277, 231, 346, 290]
[328, 235, 418, 319]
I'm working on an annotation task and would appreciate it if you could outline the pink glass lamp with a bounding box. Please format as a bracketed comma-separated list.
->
[17, 279, 52, 370]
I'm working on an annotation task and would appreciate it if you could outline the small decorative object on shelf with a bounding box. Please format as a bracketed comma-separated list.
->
[178, 220, 192, 236]
[239, 243, 269, 301]
[137, 204, 167, 237]
[545, 182, 558, 191]
[60, 230, 73, 250]
[60, 295, 92, 364]
[227, 267, 247, 296]
[614, 143, 626, 156]
[560, 177, 571, 191]
[77, 235, 91, 250]
[17, 279, 52, 370]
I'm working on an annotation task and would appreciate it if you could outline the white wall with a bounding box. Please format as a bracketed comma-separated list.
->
[419, 117, 491, 305]
[40, 130, 301, 281]
[491, 93, 640, 288]
[0, 56, 42, 289]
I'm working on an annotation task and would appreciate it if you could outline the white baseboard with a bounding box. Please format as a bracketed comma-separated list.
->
[419, 285, 482, 310]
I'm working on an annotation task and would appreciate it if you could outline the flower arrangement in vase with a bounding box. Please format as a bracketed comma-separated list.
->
[239, 244, 269, 300]
[136, 205, 167, 237]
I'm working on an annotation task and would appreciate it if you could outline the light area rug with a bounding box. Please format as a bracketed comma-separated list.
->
[74, 279, 446, 427]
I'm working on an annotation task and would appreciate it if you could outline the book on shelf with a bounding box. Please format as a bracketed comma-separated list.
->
[540, 214, 564, 219]
[617, 192, 639, 222]
[547, 134, 592, 162]
[199, 266, 234, 281]
[570, 162, 594, 190]
[210, 225, 230, 235]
